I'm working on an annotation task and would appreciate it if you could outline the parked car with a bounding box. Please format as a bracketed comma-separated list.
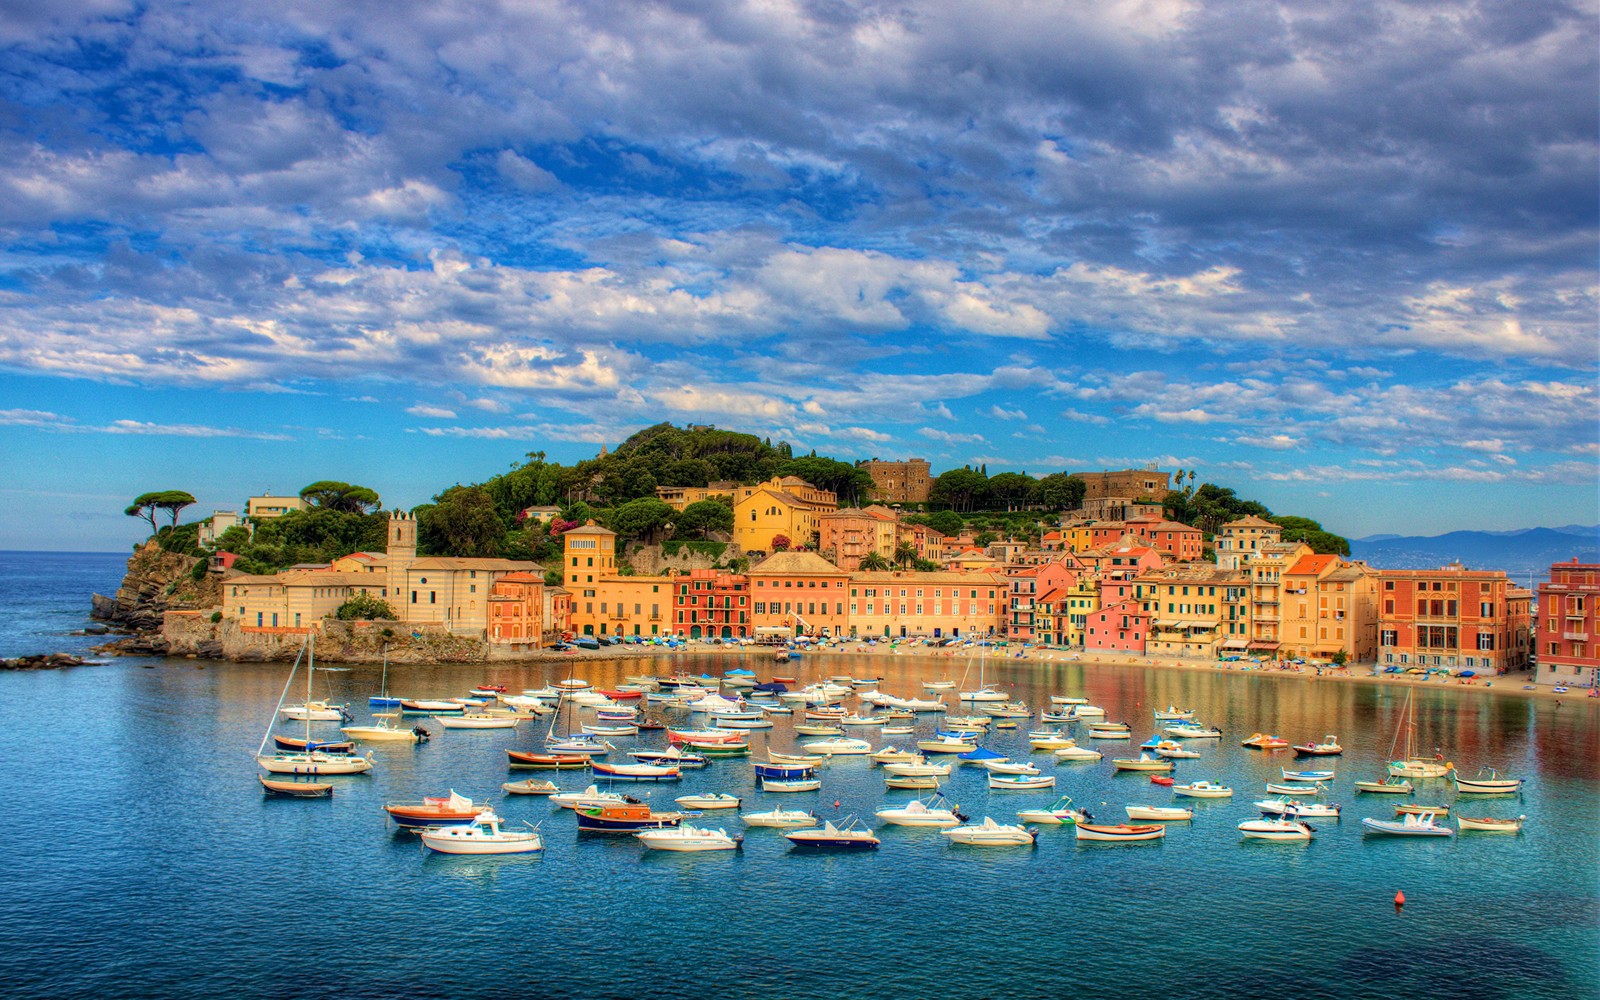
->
[572, 636, 600, 650]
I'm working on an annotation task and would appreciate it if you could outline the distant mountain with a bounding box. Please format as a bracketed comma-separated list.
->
[1349, 526, 1600, 581]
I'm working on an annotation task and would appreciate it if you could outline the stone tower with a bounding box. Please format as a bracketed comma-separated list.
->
[386, 510, 418, 616]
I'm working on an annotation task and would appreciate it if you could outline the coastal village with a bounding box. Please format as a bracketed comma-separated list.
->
[144, 454, 1597, 692]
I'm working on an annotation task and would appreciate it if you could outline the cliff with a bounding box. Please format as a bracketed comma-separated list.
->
[91, 539, 220, 633]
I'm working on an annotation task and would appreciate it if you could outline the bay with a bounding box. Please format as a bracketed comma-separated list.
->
[0, 551, 1595, 999]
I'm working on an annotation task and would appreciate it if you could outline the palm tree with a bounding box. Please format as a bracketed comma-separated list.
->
[893, 541, 917, 568]
[859, 552, 892, 571]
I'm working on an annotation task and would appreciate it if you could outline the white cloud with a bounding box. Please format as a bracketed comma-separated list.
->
[986, 404, 1028, 421]
[406, 404, 458, 418]
[919, 428, 986, 445]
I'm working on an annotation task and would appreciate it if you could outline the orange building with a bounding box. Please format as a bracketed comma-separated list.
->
[817, 506, 900, 571]
[1122, 515, 1206, 562]
[674, 568, 751, 639]
[1377, 564, 1532, 674]
[1536, 559, 1599, 688]
[487, 572, 562, 650]
[1277, 555, 1380, 663]
[748, 551, 851, 636]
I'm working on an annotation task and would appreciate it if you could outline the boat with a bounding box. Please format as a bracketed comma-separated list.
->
[1027, 730, 1076, 750]
[674, 792, 742, 811]
[958, 643, 1007, 702]
[1150, 740, 1201, 759]
[754, 761, 819, 781]
[980, 760, 1040, 775]
[1395, 803, 1449, 817]
[766, 751, 829, 766]
[1265, 782, 1326, 796]
[1361, 811, 1453, 837]
[580, 723, 640, 737]
[400, 699, 462, 715]
[435, 714, 520, 729]
[342, 712, 427, 744]
[882, 760, 952, 777]
[1150, 776, 1175, 786]
[501, 778, 559, 795]
[272, 735, 355, 754]
[556, 677, 591, 690]
[1355, 776, 1414, 794]
[988, 773, 1056, 790]
[575, 803, 684, 833]
[1292, 734, 1344, 757]
[1067, 704, 1106, 719]
[506, 751, 591, 769]
[635, 823, 743, 852]
[1241, 733, 1290, 750]
[549, 785, 640, 810]
[942, 817, 1037, 846]
[1453, 768, 1524, 794]
[1112, 755, 1173, 773]
[1016, 796, 1087, 825]
[839, 714, 886, 727]
[1385, 688, 1453, 779]
[875, 793, 967, 828]
[1456, 814, 1526, 833]
[885, 774, 940, 789]
[1086, 721, 1132, 740]
[870, 746, 920, 763]
[1125, 805, 1193, 821]
[629, 747, 708, 768]
[761, 777, 823, 793]
[801, 738, 872, 755]
[419, 810, 543, 855]
[547, 737, 613, 755]
[258, 775, 333, 798]
[684, 740, 750, 757]
[1172, 780, 1233, 798]
[742, 808, 818, 828]
[1255, 798, 1340, 818]
[1280, 769, 1336, 783]
[589, 761, 680, 781]
[784, 818, 880, 850]
[917, 734, 977, 754]
[793, 724, 843, 737]
[922, 678, 956, 691]
[943, 715, 991, 730]
[1153, 706, 1195, 721]
[958, 746, 1008, 764]
[280, 700, 351, 722]
[1163, 723, 1222, 739]
[1075, 822, 1165, 842]
[981, 701, 1031, 718]
[385, 791, 483, 828]
[1239, 818, 1315, 841]
[1049, 695, 1089, 705]
[256, 636, 374, 777]
[1054, 745, 1103, 762]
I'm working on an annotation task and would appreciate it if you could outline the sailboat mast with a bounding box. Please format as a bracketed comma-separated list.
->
[305, 632, 315, 743]
[257, 637, 307, 758]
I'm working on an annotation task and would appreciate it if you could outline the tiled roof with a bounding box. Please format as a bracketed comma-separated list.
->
[749, 551, 847, 575]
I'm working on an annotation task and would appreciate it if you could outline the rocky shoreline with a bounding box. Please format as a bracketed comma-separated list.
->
[2, 653, 92, 671]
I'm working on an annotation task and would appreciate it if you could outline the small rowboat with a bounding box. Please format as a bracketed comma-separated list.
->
[1150, 775, 1175, 786]
[506, 751, 591, 769]
[885, 774, 940, 789]
[1456, 814, 1526, 833]
[741, 808, 817, 828]
[1075, 822, 1165, 842]
[870, 746, 921, 763]
[753, 762, 817, 781]
[1054, 745, 1103, 762]
[1355, 777, 1414, 794]
[761, 778, 823, 793]
[1239, 818, 1314, 841]
[1126, 805, 1192, 821]
[1266, 782, 1326, 796]
[988, 774, 1056, 790]
[580, 723, 639, 737]
[794, 724, 844, 737]
[1281, 769, 1336, 783]
[435, 714, 519, 729]
[1292, 734, 1343, 757]
[630, 748, 708, 768]
[272, 735, 355, 754]
[1395, 803, 1449, 817]
[767, 751, 829, 766]
[501, 779, 559, 795]
[258, 775, 333, 798]
[675, 792, 742, 810]
[1113, 755, 1173, 773]
[1172, 780, 1233, 798]
[591, 761, 681, 780]
[1453, 769, 1523, 794]
[385, 791, 483, 828]
[1153, 706, 1195, 721]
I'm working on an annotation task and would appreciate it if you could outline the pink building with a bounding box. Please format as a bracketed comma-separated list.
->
[1007, 560, 1077, 641]
[1084, 599, 1149, 653]
[1123, 515, 1205, 562]
[1537, 559, 1599, 688]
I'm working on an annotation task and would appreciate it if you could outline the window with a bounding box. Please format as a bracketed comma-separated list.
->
[1477, 633, 1495, 650]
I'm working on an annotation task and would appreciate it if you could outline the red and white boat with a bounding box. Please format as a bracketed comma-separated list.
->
[1075, 822, 1166, 842]
[384, 791, 482, 828]
[667, 727, 747, 745]
[506, 750, 591, 769]
[590, 761, 681, 781]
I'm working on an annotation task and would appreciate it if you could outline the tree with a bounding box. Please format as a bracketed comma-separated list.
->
[928, 468, 990, 512]
[1331, 650, 1349, 667]
[771, 534, 792, 552]
[987, 472, 1035, 511]
[974, 531, 996, 547]
[418, 486, 504, 557]
[607, 497, 676, 543]
[1271, 516, 1351, 556]
[675, 499, 734, 539]
[1031, 473, 1086, 510]
[125, 497, 160, 537]
[333, 593, 396, 620]
[859, 551, 891, 571]
[299, 480, 382, 514]
[127, 490, 196, 535]
[927, 509, 965, 537]
[777, 456, 877, 505]
[893, 541, 917, 568]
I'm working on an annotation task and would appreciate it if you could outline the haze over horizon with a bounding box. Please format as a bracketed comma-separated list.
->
[0, 1, 1595, 551]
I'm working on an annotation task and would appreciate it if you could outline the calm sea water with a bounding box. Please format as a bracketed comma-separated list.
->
[0, 551, 1596, 999]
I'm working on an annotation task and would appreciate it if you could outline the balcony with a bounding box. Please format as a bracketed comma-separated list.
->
[1564, 631, 1590, 641]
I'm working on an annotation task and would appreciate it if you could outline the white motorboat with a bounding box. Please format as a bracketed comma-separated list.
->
[1054, 745, 1103, 762]
[784, 818, 880, 849]
[549, 784, 635, 810]
[1112, 755, 1173, 773]
[1164, 723, 1222, 739]
[988, 773, 1056, 790]
[1016, 796, 1087, 825]
[1255, 798, 1341, 818]
[801, 738, 872, 755]
[741, 808, 818, 828]
[419, 810, 543, 855]
[1153, 706, 1195, 721]
[1453, 768, 1523, 794]
[674, 792, 742, 810]
[941, 817, 1037, 846]
[1354, 777, 1414, 794]
[1361, 812, 1453, 837]
[1074, 822, 1165, 842]
[1125, 805, 1193, 821]
[959, 687, 1009, 702]
[882, 760, 953, 777]
[281, 701, 349, 722]
[1238, 818, 1314, 841]
[761, 777, 823, 793]
[434, 713, 519, 729]
[1172, 780, 1233, 798]
[342, 713, 423, 743]
[880, 694, 948, 712]
[634, 823, 743, 852]
[1049, 695, 1088, 705]
[1456, 814, 1526, 833]
[1292, 734, 1344, 757]
[980, 760, 1041, 775]
[1068, 704, 1106, 719]
[1028, 730, 1076, 750]
[917, 734, 978, 754]
[884, 774, 940, 789]
[874, 793, 967, 828]
[501, 778, 559, 795]
[981, 702, 1031, 718]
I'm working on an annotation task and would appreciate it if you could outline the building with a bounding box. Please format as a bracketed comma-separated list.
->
[1215, 515, 1283, 570]
[1080, 497, 1163, 521]
[905, 523, 949, 564]
[487, 572, 548, 650]
[1244, 541, 1315, 657]
[748, 551, 851, 636]
[245, 494, 307, 519]
[817, 506, 900, 572]
[225, 570, 375, 631]
[1071, 467, 1171, 502]
[588, 575, 674, 638]
[561, 521, 617, 590]
[1536, 560, 1598, 687]
[330, 551, 386, 574]
[1276, 554, 1380, 663]
[393, 556, 543, 635]
[732, 477, 838, 553]
[1377, 564, 1532, 674]
[674, 569, 751, 639]
[1084, 600, 1150, 654]
[520, 506, 562, 524]
[1005, 561, 1077, 642]
[1122, 515, 1205, 562]
[859, 458, 933, 504]
[197, 510, 243, 547]
[654, 483, 739, 511]
[848, 571, 1005, 638]
[1135, 564, 1251, 659]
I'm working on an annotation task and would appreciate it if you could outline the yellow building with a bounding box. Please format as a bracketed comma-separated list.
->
[1278, 555, 1380, 663]
[562, 521, 618, 589]
[225, 570, 375, 631]
[1245, 541, 1314, 655]
[848, 571, 1006, 639]
[1043, 575, 1101, 648]
[732, 477, 838, 553]
[654, 482, 740, 511]
[1216, 515, 1283, 570]
[1135, 564, 1252, 659]
[246, 494, 307, 519]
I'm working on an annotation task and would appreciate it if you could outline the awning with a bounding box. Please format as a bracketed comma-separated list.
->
[1222, 639, 1249, 649]
[1247, 641, 1280, 650]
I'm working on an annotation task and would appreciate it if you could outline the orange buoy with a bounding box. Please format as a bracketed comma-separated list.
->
[1394, 891, 1406, 910]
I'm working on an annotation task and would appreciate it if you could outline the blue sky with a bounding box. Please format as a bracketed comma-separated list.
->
[0, 0, 1595, 551]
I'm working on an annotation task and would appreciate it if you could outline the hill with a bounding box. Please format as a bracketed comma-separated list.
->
[1349, 526, 1599, 581]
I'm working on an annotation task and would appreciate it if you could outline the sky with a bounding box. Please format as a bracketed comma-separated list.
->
[0, 0, 1595, 552]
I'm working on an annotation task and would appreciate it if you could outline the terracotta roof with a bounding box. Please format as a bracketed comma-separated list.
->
[749, 551, 847, 575]
[563, 521, 615, 536]
[1224, 515, 1279, 529]
[1288, 554, 1340, 576]
[408, 557, 542, 572]
[495, 572, 546, 583]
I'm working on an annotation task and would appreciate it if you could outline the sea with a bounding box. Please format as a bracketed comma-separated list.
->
[1, 550, 1596, 1000]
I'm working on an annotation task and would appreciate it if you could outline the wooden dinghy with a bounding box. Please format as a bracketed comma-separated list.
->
[258, 774, 334, 798]
[506, 750, 592, 769]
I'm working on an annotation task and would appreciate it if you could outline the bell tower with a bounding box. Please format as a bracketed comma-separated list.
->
[386, 510, 418, 616]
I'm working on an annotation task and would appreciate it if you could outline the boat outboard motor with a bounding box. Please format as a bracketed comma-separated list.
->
[412, 726, 431, 743]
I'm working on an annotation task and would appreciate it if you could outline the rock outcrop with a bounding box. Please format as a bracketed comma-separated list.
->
[91, 539, 219, 632]
[2, 653, 89, 670]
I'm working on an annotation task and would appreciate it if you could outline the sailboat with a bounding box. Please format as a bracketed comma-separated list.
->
[1385, 688, 1453, 779]
[958, 636, 1006, 702]
[544, 690, 612, 754]
[257, 634, 373, 776]
[342, 646, 428, 743]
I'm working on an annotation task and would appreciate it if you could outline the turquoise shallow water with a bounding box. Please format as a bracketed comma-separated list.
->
[0, 552, 1596, 999]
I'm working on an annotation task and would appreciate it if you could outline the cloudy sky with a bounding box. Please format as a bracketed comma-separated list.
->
[1, 0, 1595, 551]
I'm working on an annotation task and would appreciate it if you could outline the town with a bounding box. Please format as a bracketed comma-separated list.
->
[146, 449, 1595, 692]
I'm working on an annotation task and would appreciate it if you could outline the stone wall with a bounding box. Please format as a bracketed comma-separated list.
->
[623, 540, 742, 577]
[160, 612, 505, 663]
